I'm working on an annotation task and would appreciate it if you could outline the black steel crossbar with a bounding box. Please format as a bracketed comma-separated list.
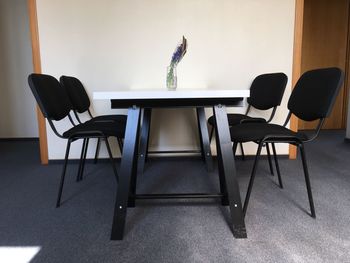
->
[147, 150, 202, 154]
[111, 97, 244, 108]
[135, 193, 223, 199]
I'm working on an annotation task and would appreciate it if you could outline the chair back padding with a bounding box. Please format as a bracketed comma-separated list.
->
[60, 76, 90, 113]
[248, 73, 288, 110]
[288, 67, 344, 121]
[28, 74, 72, 121]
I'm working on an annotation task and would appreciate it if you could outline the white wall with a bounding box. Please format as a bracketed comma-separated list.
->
[0, 0, 38, 138]
[35, 0, 295, 159]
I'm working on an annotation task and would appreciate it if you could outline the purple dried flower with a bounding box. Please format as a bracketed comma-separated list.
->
[169, 36, 187, 67]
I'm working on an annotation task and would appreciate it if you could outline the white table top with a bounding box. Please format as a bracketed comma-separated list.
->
[93, 89, 250, 100]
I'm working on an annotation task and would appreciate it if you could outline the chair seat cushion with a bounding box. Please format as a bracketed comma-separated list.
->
[89, 114, 127, 125]
[208, 114, 266, 127]
[63, 121, 125, 139]
[230, 123, 308, 143]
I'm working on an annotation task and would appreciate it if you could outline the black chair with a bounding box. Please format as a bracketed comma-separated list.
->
[28, 73, 124, 207]
[230, 67, 344, 218]
[208, 72, 288, 173]
[59, 75, 127, 163]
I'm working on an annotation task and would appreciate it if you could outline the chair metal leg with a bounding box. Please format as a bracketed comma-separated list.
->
[76, 139, 87, 182]
[299, 144, 316, 218]
[117, 138, 124, 153]
[56, 139, 72, 208]
[79, 138, 89, 181]
[209, 126, 214, 142]
[94, 138, 101, 164]
[104, 137, 119, 182]
[239, 143, 245, 161]
[243, 142, 263, 216]
[232, 142, 238, 157]
[266, 143, 274, 176]
[271, 143, 283, 188]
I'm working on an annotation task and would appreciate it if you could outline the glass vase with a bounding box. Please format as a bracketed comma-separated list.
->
[166, 66, 177, 90]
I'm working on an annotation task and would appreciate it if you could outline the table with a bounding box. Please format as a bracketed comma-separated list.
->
[94, 88, 250, 240]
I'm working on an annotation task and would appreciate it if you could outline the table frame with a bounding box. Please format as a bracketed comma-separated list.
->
[107, 97, 247, 240]
[137, 107, 214, 175]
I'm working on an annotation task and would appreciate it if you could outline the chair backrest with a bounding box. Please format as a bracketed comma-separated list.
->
[28, 73, 72, 121]
[288, 67, 344, 122]
[247, 72, 288, 110]
[60, 76, 90, 113]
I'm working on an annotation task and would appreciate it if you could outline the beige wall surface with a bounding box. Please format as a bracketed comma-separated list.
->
[36, 0, 295, 159]
[0, 0, 37, 138]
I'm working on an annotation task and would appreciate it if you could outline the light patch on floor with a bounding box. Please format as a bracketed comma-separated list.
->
[0, 247, 41, 263]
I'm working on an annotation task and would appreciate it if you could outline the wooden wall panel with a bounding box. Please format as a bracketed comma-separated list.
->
[299, 0, 350, 130]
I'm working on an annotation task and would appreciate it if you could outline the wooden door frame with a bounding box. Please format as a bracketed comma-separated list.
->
[28, 0, 48, 165]
[343, 1, 350, 129]
[28, 0, 303, 163]
[289, 0, 304, 159]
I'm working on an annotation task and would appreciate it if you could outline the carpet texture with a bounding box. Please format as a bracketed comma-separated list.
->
[0, 131, 349, 263]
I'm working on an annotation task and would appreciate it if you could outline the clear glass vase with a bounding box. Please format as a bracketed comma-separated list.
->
[166, 66, 177, 90]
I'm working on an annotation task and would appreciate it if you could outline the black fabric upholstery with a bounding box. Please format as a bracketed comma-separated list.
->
[248, 73, 288, 110]
[207, 72, 287, 128]
[60, 76, 91, 113]
[28, 74, 72, 121]
[88, 114, 128, 125]
[230, 123, 308, 143]
[60, 75, 127, 130]
[288, 68, 344, 121]
[230, 68, 344, 144]
[28, 73, 125, 139]
[207, 114, 265, 127]
[63, 121, 125, 139]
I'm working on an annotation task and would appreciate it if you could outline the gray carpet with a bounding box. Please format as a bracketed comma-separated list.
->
[0, 131, 350, 263]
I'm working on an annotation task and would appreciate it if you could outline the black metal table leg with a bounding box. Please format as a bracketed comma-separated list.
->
[214, 111, 229, 206]
[111, 106, 141, 240]
[196, 107, 213, 172]
[213, 105, 247, 238]
[128, 120, 141, 208]
[138, 108, 152, 175]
